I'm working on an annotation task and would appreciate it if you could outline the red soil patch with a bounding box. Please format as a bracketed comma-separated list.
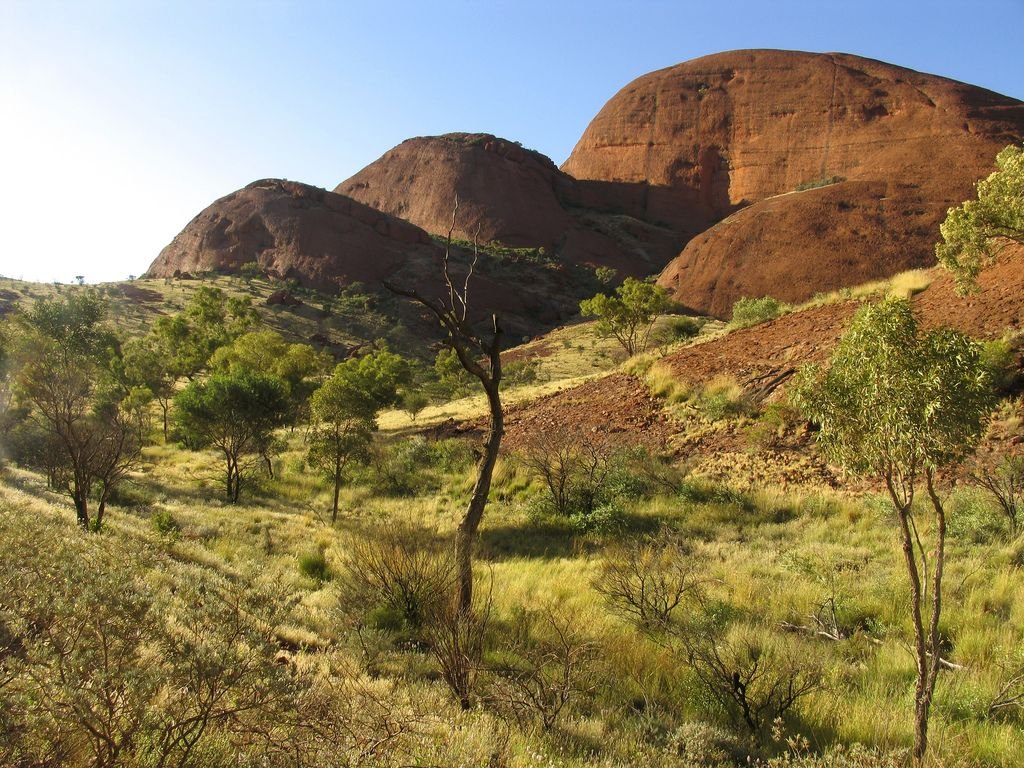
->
[500, 373, 677, 453]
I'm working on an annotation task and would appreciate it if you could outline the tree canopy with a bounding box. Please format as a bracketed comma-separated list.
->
[579, 278, 672, 356]
[791, 296, 995, 761]
[306, 349, 408, 522]
[174, 371, 290, 502]
[10, 291, 142, 529]
[936, 144, 1024, 293]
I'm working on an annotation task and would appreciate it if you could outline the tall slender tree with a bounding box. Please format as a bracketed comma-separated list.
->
[386, 200, 502, 615]
[792, 297, 995, 762]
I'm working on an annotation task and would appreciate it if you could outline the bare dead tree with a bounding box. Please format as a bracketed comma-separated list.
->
[971, 455, 1023, 537]
[487, 607, 597, 730]
[385, 198, 503, 615]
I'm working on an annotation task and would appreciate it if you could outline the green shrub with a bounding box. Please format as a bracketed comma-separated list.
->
[652, 316, 704, 351]
[730, 296, 785, 329]
[338, 525, 454, 631]
[503, 358, 544, 388]
[795, 174, 846, 192]
[667, 721, 742, 765]
[428, 438, 475, 473]
[298, 550, 331, 583]
[981, 337, 1021, 395]
[948, 488, 1006, 544]
[569, 499, 626, 534]
[366, 437, 435, 496]
[746, 401, 801, 450]
[150, 509, 180, 538]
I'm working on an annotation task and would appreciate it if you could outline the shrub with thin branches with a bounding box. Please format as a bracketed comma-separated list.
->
[487, 608, 597, 730]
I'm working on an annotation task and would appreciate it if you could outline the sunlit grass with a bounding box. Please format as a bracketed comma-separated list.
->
[5, 441, 1024, 765]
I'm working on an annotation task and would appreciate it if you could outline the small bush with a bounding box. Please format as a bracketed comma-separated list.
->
[503, 358, 544, 388]
[795, 175, 846, 192]
[338, 524, 454, 631]
[651, 316, 704, 351]
[150, 509, 180, 538]
[367, 437, 435, 496]
[667, 722, 742, 766]
[948, 488, 1006, 544]
[730, 296, 785, 329]
[981, 337, 1021, 395]
[696, 375, 755, 421]
[746, 401, 802, 450]
[428, 438, 476, 473]
[486, 608, 597, 730]
[569, 499, 625, 534]
[298, 550, 331, 583]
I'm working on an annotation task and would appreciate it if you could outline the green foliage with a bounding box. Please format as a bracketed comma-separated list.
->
[502, 358, 544, 388]
[367, 437, 436, 497]
[314, 349, 410, 419]
[298, 549, 332, 583]
[307, 350, 412, 518]
[746, 400, 802, 451]
[152, 286, 259, 381]
[10, 291, 142, 529]
[980, 337, 1021, 395]
[579, 277, 672, 356]
[730, 295, 785, 329]
[402, 390, 430, 421]
[174, 371, 290, 502]
[651, 315, 704, 351]
[150, 509, 181, 538]
[239, 260, 263, 282]
[795, 174, 846, 192]
[791, 296, 996, 761]
[518, 431, 669, 531]
[695, 375, 756, 421]
[791, 297, 995, 483]
[339, 524, 455, 631]
[0, 503, 301, 767]
[433, 346, 475, 397]
[937, 144, 1024, 293]
[594, 266, 618, 286]
[210, 329, 329, 424]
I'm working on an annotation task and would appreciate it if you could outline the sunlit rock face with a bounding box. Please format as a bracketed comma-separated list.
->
[563, 49, 1024, 314]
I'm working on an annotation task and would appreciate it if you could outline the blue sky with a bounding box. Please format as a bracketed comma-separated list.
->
[1, 0, 1021, 283]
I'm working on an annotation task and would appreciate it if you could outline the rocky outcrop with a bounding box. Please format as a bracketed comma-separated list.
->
[657, 179, 940, 317]
[144, 179, 603, 340]
[145, 179, 437, 291]
[336, 133, 683, 276]
[564, 50, 1024, 314]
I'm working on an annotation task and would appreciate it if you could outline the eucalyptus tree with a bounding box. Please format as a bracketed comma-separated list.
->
[936, 144, 1024, 292]
[792, 297, 995, 762]
[12, 291, 143, 530]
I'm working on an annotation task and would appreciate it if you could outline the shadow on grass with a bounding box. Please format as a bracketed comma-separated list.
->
[480, 512, 664, 561]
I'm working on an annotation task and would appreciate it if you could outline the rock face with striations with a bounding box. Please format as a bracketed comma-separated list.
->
[146, 179, 437, 290]
[563, 49, 1024, 315]
[336, 133, 683, 276]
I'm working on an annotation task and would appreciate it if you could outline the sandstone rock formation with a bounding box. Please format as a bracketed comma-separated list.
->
[144, 179, 600, 340]
[145, 179, 437, 291]
[564, 49, 1024, 314]
[658, 179, 939, 316]
[336, 133, 682, 276]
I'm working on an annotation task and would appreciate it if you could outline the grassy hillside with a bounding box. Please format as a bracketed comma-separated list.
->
[2, 269, 1023, 765]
